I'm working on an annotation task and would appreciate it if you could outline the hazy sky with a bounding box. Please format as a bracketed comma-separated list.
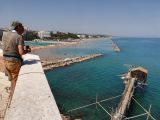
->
[1, 0, 160, 37]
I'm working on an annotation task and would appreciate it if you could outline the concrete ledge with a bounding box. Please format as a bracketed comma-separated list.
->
[4, 54, 62, 120]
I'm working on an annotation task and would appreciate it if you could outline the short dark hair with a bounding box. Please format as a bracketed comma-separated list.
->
[11, 21, 23, 30]
[14, 24, 23, 30]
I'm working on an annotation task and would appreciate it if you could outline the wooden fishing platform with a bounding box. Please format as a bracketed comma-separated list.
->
[111, 67, 148, 120]
[66, 66, 156, 120]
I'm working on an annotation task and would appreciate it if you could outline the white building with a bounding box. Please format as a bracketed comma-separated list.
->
[38, 31, 51, 39]
[77, 34, 86, 39]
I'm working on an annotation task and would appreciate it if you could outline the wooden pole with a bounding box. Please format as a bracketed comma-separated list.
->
[96, 93, 98, 109]
[146, 104, 152, 120]
[132, 98, 156, 120]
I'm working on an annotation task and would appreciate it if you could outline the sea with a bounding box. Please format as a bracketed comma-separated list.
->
[25, 41, 59, 46]
[34, 38, 160, 120]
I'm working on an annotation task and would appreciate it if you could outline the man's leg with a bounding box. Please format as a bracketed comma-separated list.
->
[4, 60, 21, 106]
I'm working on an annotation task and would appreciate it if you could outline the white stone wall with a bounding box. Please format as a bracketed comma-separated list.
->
[4, 54, 62, 120]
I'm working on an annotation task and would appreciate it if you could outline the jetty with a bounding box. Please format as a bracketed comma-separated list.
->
[64, 66, 156, 119]
[42, 53, 103, 71]
[110, 39, 120, 52]
[111, 67, 148, 120]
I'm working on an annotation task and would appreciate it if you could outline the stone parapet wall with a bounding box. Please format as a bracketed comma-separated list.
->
[4, 54, 62, 120]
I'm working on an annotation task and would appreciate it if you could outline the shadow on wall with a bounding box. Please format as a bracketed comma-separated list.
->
[19, 59, 44, 76]
[23, 59, 41, 65]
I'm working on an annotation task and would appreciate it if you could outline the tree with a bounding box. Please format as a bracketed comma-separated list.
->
[23, 31, 40, 41]
[50, 31, 54, 37]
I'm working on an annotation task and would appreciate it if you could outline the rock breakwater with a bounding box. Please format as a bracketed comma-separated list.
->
[110, 39, 120, 52]
[42, 54, 103, 71]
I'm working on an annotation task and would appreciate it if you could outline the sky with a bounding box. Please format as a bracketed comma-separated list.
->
[0, 0, 160, 37]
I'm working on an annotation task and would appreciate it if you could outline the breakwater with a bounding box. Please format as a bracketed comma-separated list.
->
[42, 54, 103, 71]
[110, 39, 120, 52]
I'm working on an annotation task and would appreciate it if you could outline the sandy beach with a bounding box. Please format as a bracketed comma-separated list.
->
[31, 38, 106, 52]
[30, 41, 80, 51]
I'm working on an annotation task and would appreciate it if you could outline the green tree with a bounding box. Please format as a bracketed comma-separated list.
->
[23, 31, 40, 41]
[50, 31, 54, 37]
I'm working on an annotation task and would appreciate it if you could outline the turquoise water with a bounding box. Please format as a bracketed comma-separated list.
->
[33, 39, 112, 59]
[25, 41, 56, 46]
[44, 38, 160, 120]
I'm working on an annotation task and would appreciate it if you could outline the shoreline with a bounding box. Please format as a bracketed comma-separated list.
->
[0, 38, 107, 73]
[0, 38, 105, 120]
[30, 38, 107, 52]
[30, 41, 79, 51]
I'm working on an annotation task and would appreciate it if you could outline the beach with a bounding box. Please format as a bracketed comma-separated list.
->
[0, 38, 104, 74]
[30, 38, 105, 52]
[30, 41, 79, 51]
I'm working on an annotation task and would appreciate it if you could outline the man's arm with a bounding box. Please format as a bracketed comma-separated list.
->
[18, 45, 31, 55]
[18, 45, 26, 55]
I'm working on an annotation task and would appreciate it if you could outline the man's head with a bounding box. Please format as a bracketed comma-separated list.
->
[11, 21, 24, 35]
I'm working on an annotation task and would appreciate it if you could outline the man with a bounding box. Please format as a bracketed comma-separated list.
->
[2, 21, 29, 101]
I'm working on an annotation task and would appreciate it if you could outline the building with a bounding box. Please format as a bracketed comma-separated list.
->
[77, 34, 86, 39]
[38, 31, 51, 39]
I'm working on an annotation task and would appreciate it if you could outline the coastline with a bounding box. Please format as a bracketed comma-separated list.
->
[31, 41, 79, 51]
[0, 38, 106, 75]
[0, 38, 106, 120]
[30, 38, 107, 52]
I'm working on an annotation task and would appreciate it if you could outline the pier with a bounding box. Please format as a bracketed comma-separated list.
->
[67, 66, 156, 120]
[110, 39, 120, 52]
[111, 67, 148, 120]
[42, 54, 103, 71]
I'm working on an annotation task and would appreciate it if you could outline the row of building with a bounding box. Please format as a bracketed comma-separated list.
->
[36, 31, 105, 39]
[0, 28, 107, 40]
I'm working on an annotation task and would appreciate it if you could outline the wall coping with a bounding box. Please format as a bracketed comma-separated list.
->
[4, 54, 62, 120]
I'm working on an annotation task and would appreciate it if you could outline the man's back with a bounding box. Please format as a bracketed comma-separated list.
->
[2, 31, 24, 61]
[3, 21, 26, 106]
